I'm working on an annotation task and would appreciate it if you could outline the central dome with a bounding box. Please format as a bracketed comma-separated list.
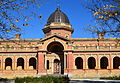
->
[47, 8, 70, 24]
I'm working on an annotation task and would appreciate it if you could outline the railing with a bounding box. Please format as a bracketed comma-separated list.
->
[0, 47, 38, 52]
[73, 46, 120, 51]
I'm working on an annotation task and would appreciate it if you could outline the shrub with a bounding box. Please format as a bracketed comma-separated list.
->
[100, 76, 120, 80]
[15, 76, 69, 83]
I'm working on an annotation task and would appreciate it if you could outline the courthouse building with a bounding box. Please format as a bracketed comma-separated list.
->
[0, 8, 120, 78]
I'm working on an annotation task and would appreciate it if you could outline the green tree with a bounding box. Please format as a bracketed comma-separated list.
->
[83, 0, 120, 37]
[0, 0, 42, 39]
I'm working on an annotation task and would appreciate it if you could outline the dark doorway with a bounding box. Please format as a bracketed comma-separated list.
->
[5, 58, 12, 70]
[88, 57, 96, 69]
[54, 59, 60, 74]
[100, 57, 108, 69]
[29, 57, 36, 69]
[17, 58, 24, 70]
[113, 56, 120, 69]
[75, 57, 83, 69]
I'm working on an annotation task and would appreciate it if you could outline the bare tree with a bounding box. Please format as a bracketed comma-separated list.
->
[0, 0, 42, 39]
[83, 0, 120, 37]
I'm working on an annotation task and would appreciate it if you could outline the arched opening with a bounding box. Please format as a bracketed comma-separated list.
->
[5, 58, 12, 70]
[47, 42, 64, 54]
[17, 58, 24, 70]
[75, 57, 83, 69]
[113, 56, 120, 69]
[29, 57, 36, 69]
[54, 59, 60, 74]
[100, 57, 108, 69]
[88, 57, 96, 69]
[47, 42, 64, 74]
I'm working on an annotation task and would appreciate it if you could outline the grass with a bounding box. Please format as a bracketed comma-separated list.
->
[15, 76, 70, 83]
[100, 76, 120, 80]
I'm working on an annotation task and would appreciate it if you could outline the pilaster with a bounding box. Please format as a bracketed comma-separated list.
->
[38, 52, 46, 73]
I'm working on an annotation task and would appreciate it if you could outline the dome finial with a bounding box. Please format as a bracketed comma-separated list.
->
[56, 0, 60, 10]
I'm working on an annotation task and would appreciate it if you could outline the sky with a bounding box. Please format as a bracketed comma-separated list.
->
[20, 0, 97, 39]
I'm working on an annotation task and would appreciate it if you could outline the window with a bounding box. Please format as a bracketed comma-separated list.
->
[47, 60, 49, 69]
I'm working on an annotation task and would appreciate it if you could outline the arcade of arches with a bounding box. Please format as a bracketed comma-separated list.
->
[1, 8, 120, 78]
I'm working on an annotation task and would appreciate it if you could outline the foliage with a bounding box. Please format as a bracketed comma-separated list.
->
[0, 0, 42, 39]
[15, 76, 70, 83]
[100, 75, 120, 80]
[83, 0, 120, 37]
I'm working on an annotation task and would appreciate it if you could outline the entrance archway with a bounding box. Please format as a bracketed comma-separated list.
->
[100, 57, 108, 69]
[47, 41, 64, 74]
[5, 58, 12, 70]
[113, 56, 120, 69]
[17, 58, 24, 70]
[88, 57, 96, 69]
[54, 59, 60, 74]
[75, 57, 83, 69]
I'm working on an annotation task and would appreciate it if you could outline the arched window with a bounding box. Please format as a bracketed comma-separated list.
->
[100, 57, 108, 69]
[17, 58, 24, 69]
[113, 56, 120, 69]
[75, 57, 83, 69]
[88, 57, 96, 69]
[5, 58, 12, 70]
[29, 57, 36, 69]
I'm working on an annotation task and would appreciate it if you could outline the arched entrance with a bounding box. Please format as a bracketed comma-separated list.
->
[17, 57, 24, 70]
[47, 41, 64, 74]
[113, 56, 120, 69]
[100, 57, 108, 69]
[54, 59, 61, 74]
[29, 57, 36, 70]
[88, 57, 96, 69]
[5, 58, 12, 70]
[75, 57, 83, 69]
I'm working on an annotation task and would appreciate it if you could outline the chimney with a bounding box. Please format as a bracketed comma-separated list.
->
[15, 34, 21, 39]
[98, 32, 105, 39]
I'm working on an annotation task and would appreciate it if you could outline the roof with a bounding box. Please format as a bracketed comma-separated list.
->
[47, 8, 70, 24]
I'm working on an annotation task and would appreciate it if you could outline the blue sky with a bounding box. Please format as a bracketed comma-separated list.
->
[20, 0, 97, 39]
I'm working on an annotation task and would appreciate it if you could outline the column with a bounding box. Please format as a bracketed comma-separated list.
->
[14, 57, 17, 70]
[110, 54, 113, 69]
[1, 55, 4, 71]
[25, 56, 29, 71]
[64, 54, 67, 69]
[84, 54, 88, 69]
[67, 52, 73, 73]
[96, 54, 100, 69]
[12, 56, 16, 70]
[83, 54, 86, 69]
[2, 56, 5, 71]
[38, 52, 46, 73]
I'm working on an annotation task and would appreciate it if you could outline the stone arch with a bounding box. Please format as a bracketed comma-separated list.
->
[47, 41, 64, 53]
[75, 57, 83, 69]
[113, 56, 120, 69]
[29, 57, 36, 69]
[17, 57, 24, 70]
[88, 57, 96, 69]
[47, 41, 64, 74]
[100, 56, 108, 69]
[5, 58, 12, 70]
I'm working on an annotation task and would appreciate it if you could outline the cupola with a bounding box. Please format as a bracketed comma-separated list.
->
[43, 8, 74, 39]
